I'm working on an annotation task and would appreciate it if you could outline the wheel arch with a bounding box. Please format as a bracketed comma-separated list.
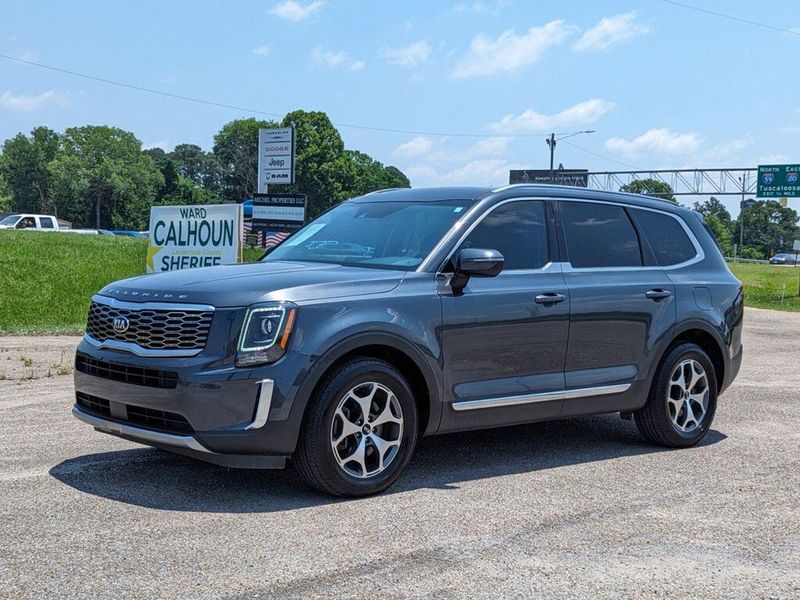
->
[658, 322, 726, 391]
[288, 332, 441, 452]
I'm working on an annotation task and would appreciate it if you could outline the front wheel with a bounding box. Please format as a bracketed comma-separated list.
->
[635, 343, 718, 447]
[294, 358, 418, 497]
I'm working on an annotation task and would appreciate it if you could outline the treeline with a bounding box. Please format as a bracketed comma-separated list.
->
[0, 110, 409, 229]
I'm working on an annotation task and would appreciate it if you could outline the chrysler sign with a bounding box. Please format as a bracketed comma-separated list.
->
[258, 126, 296, 192]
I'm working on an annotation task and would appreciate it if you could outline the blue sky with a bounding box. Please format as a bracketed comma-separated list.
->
[1, 0, 798, 215]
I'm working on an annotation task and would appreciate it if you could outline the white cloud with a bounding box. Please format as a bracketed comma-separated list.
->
[393, 136, 435, 158]
[440, 158, 518, 186]
[0, 90, 67, 112]
[574, 11, 650, 52]
[404, 164, 439, 185]
[269, 0, 324, 21]
[311, 48, 365, 71]
[252, 46, 270, 56]
[469, 137, 509, 155]
[452, 1, 509, 14]
[605, 128, 703, 156]
[381, 41, 431, 67]
[706, 134, 754, 161]
[757, 153, 790, 164]
[144, 140, 169, 151]
[490, 99, 614, 133]
[451, 20, 574, 78]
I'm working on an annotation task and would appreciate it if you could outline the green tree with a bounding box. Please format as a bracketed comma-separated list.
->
[0, 126, 61, 214]
[697, 196, 732, 231]
[733, 200, 800, 258]
[48, 126, 163, 229]
[703, 213, 733, 256]
[276, 110, 352, 217]
[213, 118, 277, 202]
[620, 178, 676, 202]
[344, 150, 411, 196]
[169, 143, 224, 193]
[0, 170, 11, 213]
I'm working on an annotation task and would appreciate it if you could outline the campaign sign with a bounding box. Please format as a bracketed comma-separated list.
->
[147, 204, 242, 272]
[251, 194, 307, 233]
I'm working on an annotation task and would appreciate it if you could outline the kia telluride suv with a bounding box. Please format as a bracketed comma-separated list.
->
[73, 185, 743, 496]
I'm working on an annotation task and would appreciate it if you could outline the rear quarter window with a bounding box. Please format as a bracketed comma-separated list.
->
[632, 209, 697, 266]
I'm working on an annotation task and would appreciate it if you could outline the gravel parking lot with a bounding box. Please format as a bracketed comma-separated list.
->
[1, 307, 798, 599]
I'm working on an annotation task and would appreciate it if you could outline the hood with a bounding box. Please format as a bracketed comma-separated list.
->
[97, 260, 406, 307]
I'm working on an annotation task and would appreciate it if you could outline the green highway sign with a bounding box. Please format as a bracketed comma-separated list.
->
[757, 164, 800, 198]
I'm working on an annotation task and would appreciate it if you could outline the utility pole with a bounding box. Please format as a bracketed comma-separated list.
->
[738, 174, 746, 260]
[546, 134, 556, 183]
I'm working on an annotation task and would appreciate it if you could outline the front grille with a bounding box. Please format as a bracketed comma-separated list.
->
[86, 300, 213, 352]
[75, 354, 178, 389]
[76, 392, 111, 417]
[75, 392, 194, 434]
[126, 405, 193, 434]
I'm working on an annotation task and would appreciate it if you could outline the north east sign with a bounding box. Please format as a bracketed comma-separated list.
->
[258, 126, 296, 192]
[757, 164, 800, 198]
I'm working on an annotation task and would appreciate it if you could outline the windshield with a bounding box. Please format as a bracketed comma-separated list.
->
[0, 215, 21, 226]
[263, 199, 475, 271]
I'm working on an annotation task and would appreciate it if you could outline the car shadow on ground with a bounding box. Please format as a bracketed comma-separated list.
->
[49, 414, 726, 513]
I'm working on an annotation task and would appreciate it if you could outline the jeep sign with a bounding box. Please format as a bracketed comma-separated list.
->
[257, 126, 296, 192]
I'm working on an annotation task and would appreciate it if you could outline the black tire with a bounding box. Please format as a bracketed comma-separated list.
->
[634, 343, 718, 447]
[294, 358, 418, 497]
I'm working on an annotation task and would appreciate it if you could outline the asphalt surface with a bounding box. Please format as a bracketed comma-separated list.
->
[1, 308, 798, 599]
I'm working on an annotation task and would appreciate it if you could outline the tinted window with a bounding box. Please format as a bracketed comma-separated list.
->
[39, 217, 54, 229]
[633, 209, 696, 266]
[459, 201, 548, 270]
[560, 202, 641, 268]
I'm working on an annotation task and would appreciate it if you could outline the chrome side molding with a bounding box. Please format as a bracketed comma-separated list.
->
[451, 383, 631, 411]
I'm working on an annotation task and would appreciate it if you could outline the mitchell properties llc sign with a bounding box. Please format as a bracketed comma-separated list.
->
[147, 204, 243, 272]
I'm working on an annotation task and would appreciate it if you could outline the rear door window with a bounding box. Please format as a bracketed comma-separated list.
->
[39, 217, 55, 229]
[559, 201, 642, 268]
[632, 209, 697, 266]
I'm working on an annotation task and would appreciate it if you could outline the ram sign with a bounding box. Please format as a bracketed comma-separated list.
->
[257, 126, 296, 192]
[146, 204, 243, 272]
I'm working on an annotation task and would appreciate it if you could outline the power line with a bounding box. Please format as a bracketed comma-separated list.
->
[0, 53, 575, 139]
[658, 0, 800, 36]
[560, 139, 638, 170]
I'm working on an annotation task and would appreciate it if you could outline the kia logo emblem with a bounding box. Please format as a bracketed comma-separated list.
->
[113, 316, 130, 333]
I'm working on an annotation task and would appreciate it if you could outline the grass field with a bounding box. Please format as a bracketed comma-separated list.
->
[0, 231, 264, 334]
[1, 230, 798, 333]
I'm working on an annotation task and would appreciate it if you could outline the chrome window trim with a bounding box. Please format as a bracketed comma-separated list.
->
[556, 198, 705, 272]
[92, 294, 215, 312]
[72, 405, 214, 453]
[452, 383, 631, 411]
[83, 334, 203, 357]
[431, 197, 554, 275]
[416, 200, 490, 272]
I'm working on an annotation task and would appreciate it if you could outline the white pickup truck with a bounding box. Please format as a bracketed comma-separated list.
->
[0, 213, 63, 230]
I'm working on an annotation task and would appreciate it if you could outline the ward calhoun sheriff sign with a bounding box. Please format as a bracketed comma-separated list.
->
[147, 204, 243, 272]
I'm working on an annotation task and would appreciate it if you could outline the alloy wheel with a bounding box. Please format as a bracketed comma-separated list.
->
[667, 359, 710, 433]
[330, 381, 404, 478]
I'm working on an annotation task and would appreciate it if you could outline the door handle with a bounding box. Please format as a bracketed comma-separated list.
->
[645, 289, 672, 301]
[534, 292, 567, 305]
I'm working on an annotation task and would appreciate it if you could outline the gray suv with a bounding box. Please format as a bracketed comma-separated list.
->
[72, 185, 744, 496]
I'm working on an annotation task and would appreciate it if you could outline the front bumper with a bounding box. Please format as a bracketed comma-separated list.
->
[72, 336, 315, 466]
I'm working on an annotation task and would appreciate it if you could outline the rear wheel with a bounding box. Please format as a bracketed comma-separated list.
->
[634, 343, 718, 447]
[294, 358, 418, 497]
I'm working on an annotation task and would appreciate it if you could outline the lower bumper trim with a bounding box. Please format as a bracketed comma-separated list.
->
[72, 405, 213, 453]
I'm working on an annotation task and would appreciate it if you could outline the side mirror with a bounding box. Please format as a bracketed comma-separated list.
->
[451, 248, 504, 293]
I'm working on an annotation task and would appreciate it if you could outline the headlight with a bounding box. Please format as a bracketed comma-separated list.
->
[236, 302, 297, 367]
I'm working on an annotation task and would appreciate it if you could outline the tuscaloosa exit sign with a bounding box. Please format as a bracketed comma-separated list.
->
[757, 164, 800, 198]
